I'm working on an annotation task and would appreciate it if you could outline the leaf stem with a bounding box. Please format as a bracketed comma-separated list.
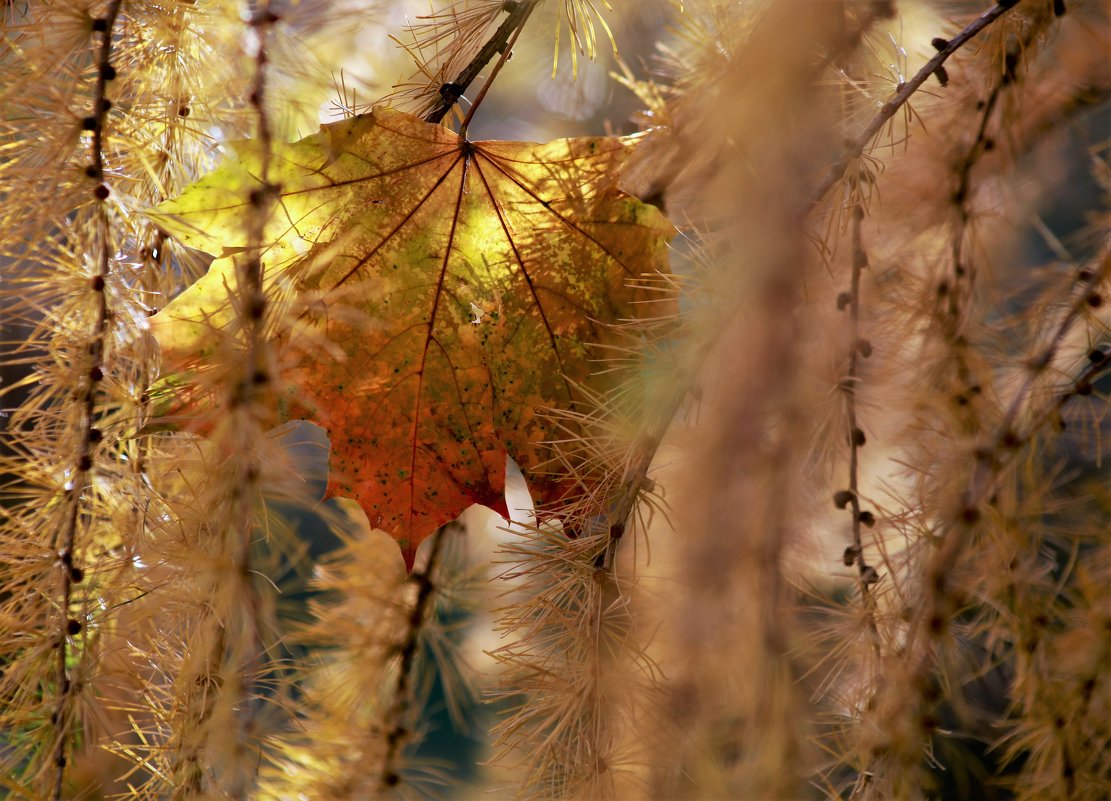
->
[425, 0, 540, 126]
[459, 3, 536, 137]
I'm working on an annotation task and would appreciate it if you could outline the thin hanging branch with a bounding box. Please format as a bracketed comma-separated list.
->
[224, 6, 279, 798]
[838, 198, 882, 637]
[241, 4, 278, 396]
[50, 3, 123, 798]
[931, 249, 1111, 593]
[378, 521, 453, 791]
[936, 25, 1046, 427]
[598, 349, 703, 572]
[891, 245, 1111, 777]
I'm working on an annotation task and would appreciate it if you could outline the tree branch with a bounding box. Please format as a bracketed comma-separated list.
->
[424, 0, 540, 125]
[810, 0, 1020, 209]
[51, 3, 123, 797]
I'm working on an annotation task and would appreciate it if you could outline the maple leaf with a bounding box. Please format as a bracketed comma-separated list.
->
[148, 107, 673, 563]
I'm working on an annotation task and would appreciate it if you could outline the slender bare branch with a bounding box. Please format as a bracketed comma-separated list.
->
[811, 0, 1020, 208]
[425, 0, 541, 125]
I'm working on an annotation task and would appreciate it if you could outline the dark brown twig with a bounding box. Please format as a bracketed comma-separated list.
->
[51, 3, 122, 798]
[810, 0, 1020, 209]
[424, 0, 540, 125]
[379, 521, 454, 791]
[843, 200, 882, 638]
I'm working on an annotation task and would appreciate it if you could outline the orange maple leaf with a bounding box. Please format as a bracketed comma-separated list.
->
[148, 108, 673, 564]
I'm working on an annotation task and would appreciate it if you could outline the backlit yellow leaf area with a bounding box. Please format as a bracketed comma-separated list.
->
[148, 107, 673, 564]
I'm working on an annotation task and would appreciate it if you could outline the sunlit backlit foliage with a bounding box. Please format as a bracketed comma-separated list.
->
[1, 1, 1110, 800]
